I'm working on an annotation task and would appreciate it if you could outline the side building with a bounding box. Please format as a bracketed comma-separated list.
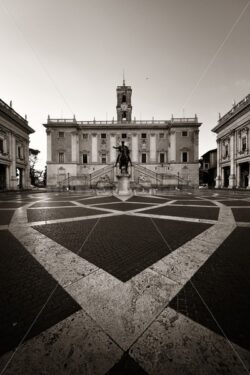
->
[212, 93, 250, 189]
[0, 99, 34, 190]
[199, 148, 217, 187]
[44, 81, 201, 189]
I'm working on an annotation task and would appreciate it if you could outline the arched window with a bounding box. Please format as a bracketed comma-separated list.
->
[122, 94, 126, 102]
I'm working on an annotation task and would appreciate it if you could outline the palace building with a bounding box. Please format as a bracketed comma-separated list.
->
[0, 99, 34, 190]
[213, 93, 250, 189]
[44, 80, 201, 189]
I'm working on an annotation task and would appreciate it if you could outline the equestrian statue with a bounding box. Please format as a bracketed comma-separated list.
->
[113, 141, 132, 174]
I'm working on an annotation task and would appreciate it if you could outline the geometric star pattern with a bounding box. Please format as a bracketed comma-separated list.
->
[0, 190, 250, 374]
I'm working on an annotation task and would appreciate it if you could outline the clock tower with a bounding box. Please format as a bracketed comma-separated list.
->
[116, 78, 132, 122]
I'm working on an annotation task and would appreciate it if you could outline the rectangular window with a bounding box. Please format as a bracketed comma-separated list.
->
[0, 139, 4, 153]
[82, 133, 88, 139]
[102, 155, 106, 164]
[204, 163, 209, 169]
[182, 152, 188, 162]
[59, 132, 64, 138]
[159, 133, 164, 138]
[18, 146, 22, 159]
[242, 137, 247, 151]
[59, 152, 64, 163]
[101, 133, 106, 139]
[141, 153, 147, 163]
[122, 133, 127, 138]
[182, 131, 188, 137]
[141, 133, 147, 139]
[160, 153, 165, 163]
[82, 154, 87, 164]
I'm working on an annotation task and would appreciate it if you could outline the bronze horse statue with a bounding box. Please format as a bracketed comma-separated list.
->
[113, 141, 132, 174]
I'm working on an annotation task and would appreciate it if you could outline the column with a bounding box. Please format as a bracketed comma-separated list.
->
[47, 131, 52, 162]
[150, 134, 156, 162]
[110, 134, 116, 163]
[215, 139, 221, 188]
[5, 165, 10, 189]
[10, 134, 17, 190]
[169, 130, 176, 162]
[132, 134, 138, 162]
[229, 131, 236, 188]
[91, 134, 97, 162]
[236, 163, 241, 188]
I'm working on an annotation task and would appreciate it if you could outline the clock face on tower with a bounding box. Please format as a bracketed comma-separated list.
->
[121, 102, 128, 111]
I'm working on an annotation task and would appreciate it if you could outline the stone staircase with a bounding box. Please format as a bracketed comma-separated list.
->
[133, 163, 163, 185]
[89, 165, 114, 186]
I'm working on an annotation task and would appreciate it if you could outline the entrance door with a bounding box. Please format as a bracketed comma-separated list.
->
[0, 164, 6, 190]
[223, 166, 230, 187]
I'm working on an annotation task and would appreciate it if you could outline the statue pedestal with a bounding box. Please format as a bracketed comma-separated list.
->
[117, 173, 131, 196]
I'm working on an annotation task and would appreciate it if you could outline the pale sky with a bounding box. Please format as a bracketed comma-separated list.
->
[0, 0, 250, 170]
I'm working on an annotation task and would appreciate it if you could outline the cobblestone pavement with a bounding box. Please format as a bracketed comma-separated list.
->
[0, 190, 250, 374]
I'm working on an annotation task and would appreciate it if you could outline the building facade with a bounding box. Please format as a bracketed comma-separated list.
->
[212, 93, 250, 189]
[199, 148, 217, 187]
[0, 99, 34, 190]
[44, 81, 201, 189]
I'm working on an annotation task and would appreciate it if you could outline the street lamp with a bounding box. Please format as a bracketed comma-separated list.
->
[68, 172, 70, 191]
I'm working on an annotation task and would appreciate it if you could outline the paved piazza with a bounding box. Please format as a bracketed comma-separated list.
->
[0, 190, 250, 375]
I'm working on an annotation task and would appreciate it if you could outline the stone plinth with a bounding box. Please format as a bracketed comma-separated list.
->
[117, 173, 131, 196]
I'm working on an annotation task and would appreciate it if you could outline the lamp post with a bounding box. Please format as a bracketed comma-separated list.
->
[67, 172, 70, 191]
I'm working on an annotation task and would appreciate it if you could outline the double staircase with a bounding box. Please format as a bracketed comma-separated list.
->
[58, 164, 195, 190]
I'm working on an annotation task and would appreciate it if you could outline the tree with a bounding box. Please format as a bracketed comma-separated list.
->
[29, 148, 40, 186]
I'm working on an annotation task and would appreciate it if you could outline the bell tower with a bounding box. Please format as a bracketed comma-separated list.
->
[116, 78, 132, 122]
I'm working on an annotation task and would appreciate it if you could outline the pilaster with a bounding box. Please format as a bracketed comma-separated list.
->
[132, 134, 138, 162]
[71, 132, 79, 163]
[46, 131, 52, 162]
[229, 131, 236, 188]
[91, 134, 98, 162]
[215, 139, 221, 188]
[23, 142, 30, 188]
[110, 134, 116, 163]
[10, 134, 17, 190]
[169, 130, 176, 162]
[150, 134, 156, 162]
[194, 129, 199, 162]
[236, 163, 241, 188]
